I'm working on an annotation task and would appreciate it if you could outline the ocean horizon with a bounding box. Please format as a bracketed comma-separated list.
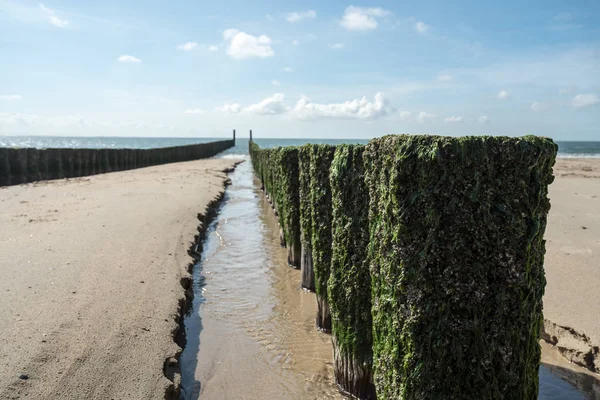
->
[0, 135, 599, 158]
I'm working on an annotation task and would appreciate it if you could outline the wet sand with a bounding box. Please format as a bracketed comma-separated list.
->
[0, 158, 237, 399]
[180, 160, 342, 399]
[543, 158, 600, 374]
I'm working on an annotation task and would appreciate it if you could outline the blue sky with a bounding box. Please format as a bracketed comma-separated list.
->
[0, 0, 598, 140]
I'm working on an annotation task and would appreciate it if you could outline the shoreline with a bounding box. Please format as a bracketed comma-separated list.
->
[0, 158, 239, 399]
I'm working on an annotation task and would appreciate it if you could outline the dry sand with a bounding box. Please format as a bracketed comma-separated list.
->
[0, 158, 237, 399]
[543, 158, 600, 374]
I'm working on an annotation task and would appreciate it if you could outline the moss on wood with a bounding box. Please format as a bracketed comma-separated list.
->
[329, 144, 375, 399]
[309, 144, 336, 331]
[299, 145, 316, 290]
[364, 135, 557, 400]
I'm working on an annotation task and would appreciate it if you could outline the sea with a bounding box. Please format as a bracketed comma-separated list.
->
[0, 136, 599, 158]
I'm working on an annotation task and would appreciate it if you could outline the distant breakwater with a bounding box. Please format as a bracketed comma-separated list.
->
[0, 139, 234, 187]
[250, 135, 558, 400]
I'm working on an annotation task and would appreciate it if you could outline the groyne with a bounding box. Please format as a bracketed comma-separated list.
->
[250, 135, 558, 400]
[0, 138, 234, 187]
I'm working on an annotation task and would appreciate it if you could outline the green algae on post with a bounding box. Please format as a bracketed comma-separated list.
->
[364, 135, 557, 400]
[249, 143, 301, 268]
[309, 144, 336, 332]
[329, 144, 375, 399]
[299, 145, 316, 291]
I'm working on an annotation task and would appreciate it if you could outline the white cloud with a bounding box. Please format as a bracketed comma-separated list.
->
[40, 3, 68, 28]
[283, 67, 294, 72]
[293, 92, 390, 120]
[572, 94, 599, 108]
[208, 45, 219, 52]
[177, 42, 198, 51]
[399, 111, 412, 120]
[286, 10, 316, 23]
[245, 93, 289, 115]
[0, 95, 22, 101]
[49, 15, 68, 28]
[531, 101, 548, 111]
[497, 90, 510, 99]
[184, 109, 204, 114]
[223, 29, 274, 60]
[292, 40, 299, 46]
[265, 14, 273, 21]
[329, 43, 345, 49]
[478, 115, 490, 124]
[414, 21, 429, 34]
[118, 55, 142, 63]
[340, 6, 391, 31]
[438, 74, 452, 82]
[445, 116, 464, 123]
[417, 111, 437, 123]
[215, 103, 241, 113]
[271, 80, 281, 86]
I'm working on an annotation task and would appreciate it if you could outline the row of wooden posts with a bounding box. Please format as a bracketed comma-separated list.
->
[249, 135, 557, 400]
[0, 136, 236, 187]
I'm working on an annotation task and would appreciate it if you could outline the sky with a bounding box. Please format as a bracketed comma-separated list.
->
[0, 0, 599, 140]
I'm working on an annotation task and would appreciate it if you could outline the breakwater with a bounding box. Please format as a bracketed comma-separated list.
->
[250, 135, 558, 400]
[0, 138, 234, 187]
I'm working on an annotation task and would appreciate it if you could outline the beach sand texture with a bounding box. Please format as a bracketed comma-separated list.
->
[0, 157, 598, 399]
[0, 158, 237, 399]
[543, 158, 600, 373]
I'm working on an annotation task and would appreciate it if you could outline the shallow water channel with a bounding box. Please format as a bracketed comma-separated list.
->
[180, 158, 596, 400]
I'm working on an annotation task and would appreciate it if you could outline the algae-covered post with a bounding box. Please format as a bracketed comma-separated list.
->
[309, 144, 336, 332]
[329, 144, 375, 399]
[299, 145, 315, 291]
[365, 135, 557, 399]
[276, 147, 301, 267]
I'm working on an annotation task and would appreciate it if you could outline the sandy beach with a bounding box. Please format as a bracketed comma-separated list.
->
[0, 158, 237, 399]
[543, 158, 600, 374]
[0, 155, 598, 399]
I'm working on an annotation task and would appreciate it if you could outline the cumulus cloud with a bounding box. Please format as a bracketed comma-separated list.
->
[438, 74, 452, 82]
[245, 93, 289, 115]
[118, 55, 142, 63]
[286, 10, 316, 23]
[329, 43, 345, 49]
[531, 101, 548, 111]
[572, 93, 599, 108]
[223, 29, 274, 59]
[478, 115, 490, 124]
[0, 95, 22, 101]
[215, 103, 242, 113]
[445, 116, 464, 123]
[283, 67, 294, 72]
[497, 90, 510, 99]
[293, 92, 390, 120]
[399, 111, 412, 120]
[340, 6, 391, 31]
[414, 21, 429, 34]
[271, 80, 281, 86]
[208, 45, 219, 52]
[417, 111, 437, 123]
[184, 109, 204, 114]
[40, 3, 69, 28]
[177, 42, 198, 51]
